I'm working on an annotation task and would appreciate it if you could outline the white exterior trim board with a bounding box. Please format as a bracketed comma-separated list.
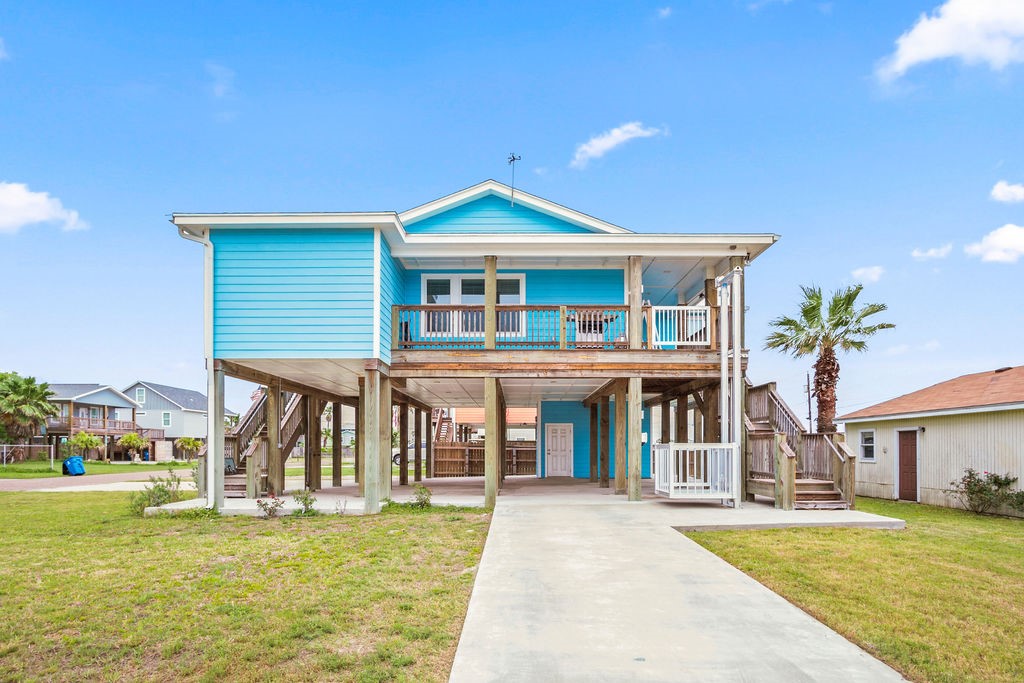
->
[840, 402, 1024, 424]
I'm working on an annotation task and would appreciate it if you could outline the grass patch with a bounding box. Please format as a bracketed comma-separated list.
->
[686, 497, 1024, 682]
[0, 491, 489, 681]
[0, 459, 193, 479]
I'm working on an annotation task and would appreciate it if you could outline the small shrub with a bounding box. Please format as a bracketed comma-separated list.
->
[946, 468, 1023, 514]
[410, 483, 432, 509]
[256, 494, 285, 519]
[128, 467, 185, 516]
[292, 488, 319, 516]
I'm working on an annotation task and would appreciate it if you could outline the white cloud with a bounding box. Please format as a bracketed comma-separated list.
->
[851, 265, 885, 283]
[205, 61, 235, 98]
[748, 0, 793, 12]
[533, 167, 548, 176]
[991, 180, 1024, 203]
[911, 243, 953, 260]
[965, 224, 1024, 263]
[922, 339, 941, 351]
[877, 0, 1024, 82]
[884, 344, 911, 357]
[0, 38, 8, 61]
[570, 121, 666, 170]
[657, 7, 672, 19]
[0, 182, 87, 234]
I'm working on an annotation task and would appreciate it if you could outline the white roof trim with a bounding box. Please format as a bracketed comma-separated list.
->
[129, 381, 186, 409]
[838, 401, 1024, 424]
[398, 180, 632, 234]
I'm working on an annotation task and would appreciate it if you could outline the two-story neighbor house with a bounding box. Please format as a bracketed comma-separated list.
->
[44, 384, 163, 460]
[174, 180, 788, 512]
[122, 381, 238, 459]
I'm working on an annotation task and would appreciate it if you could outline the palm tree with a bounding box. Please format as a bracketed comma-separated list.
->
[0, 372, 58, 443]
[765, 284, 894, 433]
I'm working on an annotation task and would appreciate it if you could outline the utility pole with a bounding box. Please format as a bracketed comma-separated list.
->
[805, 372, 813, 431]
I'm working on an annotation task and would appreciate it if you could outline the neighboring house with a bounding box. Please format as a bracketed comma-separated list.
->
[122, 381, 238, 458]
[837, 366, 1024, 514]
[43, 384, 160, 460]
[174, 179, 780, 511]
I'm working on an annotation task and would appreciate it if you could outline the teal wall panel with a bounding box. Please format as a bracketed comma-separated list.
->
[211, 228, 374, 359]
[405, 194, 592, 234]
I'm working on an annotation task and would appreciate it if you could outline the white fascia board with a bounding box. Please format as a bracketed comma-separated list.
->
[398, 180, 632, 234]
[171, 211, 399, 228]
[391, 233, 779, 261]
[838, 402, 1024, 424]
[133, 382, 186, 410]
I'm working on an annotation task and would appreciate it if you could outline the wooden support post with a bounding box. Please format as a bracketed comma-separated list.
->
[266, 384, 283, 496]
[628, 256, 643, 350]
[426, 417, 434, 478]
[362, 370, 382, 513]
[589, 403, 598, 482]
[399, 403, 409, 486]
[484, 377, 499, 507]
[627, 377, 642, 501]
[675, 395, 687, 443]
[414, 408, 423, 482]
[774, 433, 795, 511]
[558, 305, 567, 350]
[379, 384, 392, 501]
[206, 364, 226, 509]
[485, 255, 497, 350]
[833, 433, 857, 509]
[705, 274, 718, 351]
[499, 392, 507, 482]
[356, 381, 363, 494]
[599, 396, 610, 488]
[310, 399, 323, 492]
[660, 400, 671, 444]
[614, 381, 627, 495]
[331, 401, 343, 487]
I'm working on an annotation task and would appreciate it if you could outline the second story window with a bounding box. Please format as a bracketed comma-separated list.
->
[136, 387, 145, 405]
[162, 411, 172, 428]
[422, 274, 524, 335]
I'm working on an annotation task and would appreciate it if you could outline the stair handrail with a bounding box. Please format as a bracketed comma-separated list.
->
[280, 394, 307, 455]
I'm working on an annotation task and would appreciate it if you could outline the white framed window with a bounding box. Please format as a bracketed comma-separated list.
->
[420, 273, 525, 337]
[859, 430, 875, 462]
[162, 411, 172, 428]
[135, 387, 146, 405]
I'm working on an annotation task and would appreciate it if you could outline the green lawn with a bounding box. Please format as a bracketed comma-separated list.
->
[0, 459, 193, 479]
[0, 491, 489, 681]
[687, 498, 1024, 682]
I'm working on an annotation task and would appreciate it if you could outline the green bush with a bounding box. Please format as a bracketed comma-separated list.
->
[946, 468, 1024, 514]
[128, 467, 185, 516]
[411, 483, 432, 509]
[292, 488, 318, 516]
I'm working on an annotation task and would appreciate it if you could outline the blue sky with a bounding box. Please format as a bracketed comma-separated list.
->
[1, 1, 1022, 417]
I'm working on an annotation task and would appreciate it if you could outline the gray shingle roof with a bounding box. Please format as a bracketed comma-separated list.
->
[48, 384, 105, 400]
[131, 381, 238, 416]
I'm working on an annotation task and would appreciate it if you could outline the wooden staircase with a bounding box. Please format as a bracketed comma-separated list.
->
[746, 381, 854, 510]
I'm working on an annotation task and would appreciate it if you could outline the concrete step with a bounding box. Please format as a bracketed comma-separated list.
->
[795, 500, 850, 510]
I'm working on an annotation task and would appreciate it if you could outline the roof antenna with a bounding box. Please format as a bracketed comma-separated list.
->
[507, 153, 522, 206]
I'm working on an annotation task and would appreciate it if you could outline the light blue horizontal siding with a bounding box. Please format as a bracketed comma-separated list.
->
[539, 400, 650, 479]
[402, 269, 624, 306]
[378, 235, 404, 364]
[405, 194, 592, 234]
[211, 228, 374, 359]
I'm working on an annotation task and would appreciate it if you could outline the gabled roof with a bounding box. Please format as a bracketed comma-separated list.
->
[838, 366, 1024, 423]
[126, 381, 238, 416]
[48, 384, 140, 407]
[398, 180, 632, 234]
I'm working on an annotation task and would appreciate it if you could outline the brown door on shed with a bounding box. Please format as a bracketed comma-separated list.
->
[898, 430, 918, 501]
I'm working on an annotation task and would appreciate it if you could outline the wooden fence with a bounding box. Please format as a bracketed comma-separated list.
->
[432, 441, 536, 477]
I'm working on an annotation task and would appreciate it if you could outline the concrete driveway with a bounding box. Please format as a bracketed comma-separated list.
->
[450, 481, 905, 682]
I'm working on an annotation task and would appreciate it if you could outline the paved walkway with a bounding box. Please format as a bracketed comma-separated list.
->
[0, 469, 183, 492]
[450, 481, 906, 682]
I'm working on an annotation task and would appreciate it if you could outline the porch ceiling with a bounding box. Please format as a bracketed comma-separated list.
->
[225, 360, 712, 409]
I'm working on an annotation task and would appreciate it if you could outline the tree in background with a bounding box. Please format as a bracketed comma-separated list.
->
[765, 284, 894, 433]
[0, 372, 57, 444]
[68, 431, 103, 459]
[118, 432, 149, 462]
[174, 436, 203, 461]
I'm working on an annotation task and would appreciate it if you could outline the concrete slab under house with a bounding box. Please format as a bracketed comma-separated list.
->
[172, 180, 860, 513]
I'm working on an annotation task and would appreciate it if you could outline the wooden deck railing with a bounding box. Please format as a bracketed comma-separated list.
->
[394, 304, 713, 351]
[45, 415, 162, 438]
[431, 441, 537, 477]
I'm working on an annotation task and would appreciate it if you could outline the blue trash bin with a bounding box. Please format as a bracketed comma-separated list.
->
[62, 456, 86, 476]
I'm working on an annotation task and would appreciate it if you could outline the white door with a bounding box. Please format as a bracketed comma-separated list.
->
[545, 423, 573, 477]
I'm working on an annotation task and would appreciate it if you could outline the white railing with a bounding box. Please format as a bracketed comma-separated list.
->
[653, 442, 740, 503]
[649, 306, 711, 348]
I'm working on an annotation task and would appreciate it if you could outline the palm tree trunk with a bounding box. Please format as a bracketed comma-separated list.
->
[814, 346, 840, 433]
